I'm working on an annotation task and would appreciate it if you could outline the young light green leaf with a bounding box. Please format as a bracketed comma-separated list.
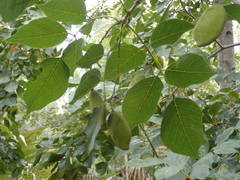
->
[161, 98, 205, 158]
[151, 19, 193, 48]
[122, 77, 163, 128]
[63, 39, 83, 75]
[79, 44, 104, 68]
[71, 69, 101, 103]
[39, 0, 86, 24]
[80, 21, 94, 35]
[165, 53, 215, 88]
[0, 0, 27, 22]
[104, 44, 146, 80]
[6, 18, 67, 48]
[23, 58, 69, 112]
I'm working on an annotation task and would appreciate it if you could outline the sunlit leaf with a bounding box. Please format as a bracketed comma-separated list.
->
[63, 39, 83, 75]
[39, 0, 86, 24]
[23, 58, 69, 112]
[79, 44, 104, 68]
[71, 69, 101, 103]
[0, 0, 27, 22]
[165, 53, 215, 88]
[151, 19, 193, 48]
[161, 98, 204, 157]
[104, 44, 146, 80]
[123, 77, 163, 128]
[7, 18, 67, 48]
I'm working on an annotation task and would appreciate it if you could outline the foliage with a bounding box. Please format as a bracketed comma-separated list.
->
[0, 0, 240, 179]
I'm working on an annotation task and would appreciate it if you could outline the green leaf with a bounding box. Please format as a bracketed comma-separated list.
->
[71, 69, 101, 103]
[85, 106, 106, 153]
[63, 39, 83, 75]
[39, 0, 86, 24]
[165, 53, 215, 88]
[151, 19, 193, 48]
[95, 162, 108, 175]
[6, 18, 67, 48]
[79, 44, 104, 68]
[216, 127, 234, 145]
[0, 0, 27, 22]
[225, 4, 240, 22]
[161, 98, 205, 157]
[23, 58, 69, 112]
[213, 140, 240, 154]
[191, 153, 215, 179]
[104, 44, 146, 80]
[155, 151, 189, 180]
[80, 21, 94, 35]
[122, 77, 163, 128]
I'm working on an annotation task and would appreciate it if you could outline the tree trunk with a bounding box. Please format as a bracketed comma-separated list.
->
[218, 20, 235, 88]
[214, 0, 236, 88]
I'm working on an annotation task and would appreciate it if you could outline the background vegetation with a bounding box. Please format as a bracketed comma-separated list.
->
[1, 0, 240, 179]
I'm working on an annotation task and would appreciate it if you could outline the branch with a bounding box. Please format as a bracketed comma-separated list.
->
[121, 0, 141, 24]
[140, 125, 159, 158]
[127, 24, 162, 69]
[208, 42, 240, 59]
[179, 0, 195, 19]
[99, 22, 120, 44]
[99, 0, 141, 44]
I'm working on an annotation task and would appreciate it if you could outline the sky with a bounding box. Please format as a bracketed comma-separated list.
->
[85, 0, 98, 10]
[85, 0, 116, 10]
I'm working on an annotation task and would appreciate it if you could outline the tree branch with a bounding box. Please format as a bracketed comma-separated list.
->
[179, 0, 195, 19]
[127, 24, 162, 70]
[99, 22, 120, 44]
[99, 0, 141, 44]
[140, 125, 159, 158]
[122, 0, 141, 24]
[208, 42, 240, 59]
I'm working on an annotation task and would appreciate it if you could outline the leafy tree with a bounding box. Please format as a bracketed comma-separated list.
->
[1, 0, 240, 179]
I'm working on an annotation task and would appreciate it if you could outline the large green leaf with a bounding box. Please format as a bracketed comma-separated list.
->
[104, 44, 146, 80]
[225, 4, 240, 21]
[165, 53, 215, 88]
[79, 44, 104, 68]
[6, 18, 67, 48]
[39, 0, 86, 24]
[63, 39, 83, 75]
[71, 69, 101, 103]
[151, 19, 193, 48]
[0, 0, 27, 22]
[122, 77, 163, 128]
[23, 58, 69, 112]
[161, 98, 204, 157]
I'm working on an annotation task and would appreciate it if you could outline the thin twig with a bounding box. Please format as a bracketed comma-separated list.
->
[99, 22, 119, 44]
[140, 124, 159, 158]
[122, 0, 141, 24]
[99, 0, 141, 44]
[127, 24, 162, 70]
[208, 42, 240, 59]
[215, 40, 224, 49]
[179, 0, 195, 19]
